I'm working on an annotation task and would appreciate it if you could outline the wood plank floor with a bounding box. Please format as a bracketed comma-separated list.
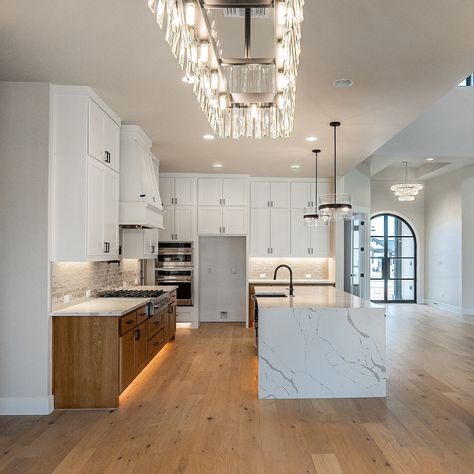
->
[1, 304, 473, 473]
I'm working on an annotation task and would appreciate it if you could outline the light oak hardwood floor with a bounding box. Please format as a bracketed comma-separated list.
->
[1, 304, 473, 473]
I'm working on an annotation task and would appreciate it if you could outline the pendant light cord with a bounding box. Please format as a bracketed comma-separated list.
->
[333, 124, 337, 201]
[314, 150, 318, 212]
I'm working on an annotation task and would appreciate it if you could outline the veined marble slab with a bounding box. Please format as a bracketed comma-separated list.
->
[258, 305, 386, 399]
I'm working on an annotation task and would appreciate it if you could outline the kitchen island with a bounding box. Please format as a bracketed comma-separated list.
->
[255, 286, 386, 400]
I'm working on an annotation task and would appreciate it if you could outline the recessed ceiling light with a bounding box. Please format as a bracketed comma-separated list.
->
[291, 164, 301, 169]
[203, 134, 215, 140]
[305, 136, 318, 142]
[182, 75, 196, 84]
[212, 163, 223, 168]
[426, 157, 435, 161]
[333, 78, 354, 88]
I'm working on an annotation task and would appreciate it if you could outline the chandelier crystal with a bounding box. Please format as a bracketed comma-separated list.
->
[390, 161, 423, 201]
[146, 0, 305, 139]
[318, 122, 353, 221]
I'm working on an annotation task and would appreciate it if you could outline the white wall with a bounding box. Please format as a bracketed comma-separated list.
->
[424, 170, 462, 311]
[370, 177, 425, 302]
[461, 167, 474, 312]
[0, 82, 52, 414]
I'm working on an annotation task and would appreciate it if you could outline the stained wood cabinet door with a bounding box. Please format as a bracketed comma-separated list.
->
[134, 321, 148, 375]
[167, 303, 177, 340]
[119, 329, 135, 393]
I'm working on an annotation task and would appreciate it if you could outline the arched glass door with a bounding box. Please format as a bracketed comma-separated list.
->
[370, 214, 416, 303]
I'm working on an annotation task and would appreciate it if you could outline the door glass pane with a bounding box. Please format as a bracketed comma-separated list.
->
[370, 215, 384, 236]
[387, 280, 415, 301]
[387, 237, 415, 258]
[389, 258, 415, 279]
[370, 236, 384, 258]
[370, 280, 385, 301]
[370, 258, 383, 279]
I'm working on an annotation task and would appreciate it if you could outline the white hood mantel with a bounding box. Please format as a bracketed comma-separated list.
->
[119, 125, 163, 229]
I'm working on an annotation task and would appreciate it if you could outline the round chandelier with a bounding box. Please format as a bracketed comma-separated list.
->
[318, 121, 353, 221]
[391, 161, 423, 201]
[303, 149, 329, 226]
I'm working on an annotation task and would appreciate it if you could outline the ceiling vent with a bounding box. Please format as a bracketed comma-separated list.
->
[223, 8, 269, 18]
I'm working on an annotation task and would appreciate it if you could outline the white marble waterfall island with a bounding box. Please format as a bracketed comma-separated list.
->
[255, 286, 386, 399]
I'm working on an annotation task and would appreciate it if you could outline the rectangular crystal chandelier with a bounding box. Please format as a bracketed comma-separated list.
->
[146, 0, 305, 139]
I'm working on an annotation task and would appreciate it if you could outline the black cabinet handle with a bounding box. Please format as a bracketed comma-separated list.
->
[151, 245, 155, 253]
[134, 329, 140, 341]
[104, 242, 110, 253]
[168, 306, 173, 314]
[104, 151, 111, 163]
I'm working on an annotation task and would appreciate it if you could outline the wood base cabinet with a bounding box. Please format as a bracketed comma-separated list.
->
[53, 301, 175, 409]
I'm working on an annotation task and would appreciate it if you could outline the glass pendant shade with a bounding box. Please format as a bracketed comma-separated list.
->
[303, 149, 328, 226]
[318, 122, 353, 221]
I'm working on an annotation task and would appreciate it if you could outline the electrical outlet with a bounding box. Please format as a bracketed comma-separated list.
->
[63, 294, 71, 303]
[220, 311, 228, 319]
[259, 273, 266, 279]
[85, 290, 92, 297]
[231, 267, 237, 274]
[134, 279, 138, 285]
[123, 281, 128, 288]
[305, 273, 312, 279]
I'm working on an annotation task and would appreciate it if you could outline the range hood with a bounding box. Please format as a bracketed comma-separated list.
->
[119, 125, 163, 229]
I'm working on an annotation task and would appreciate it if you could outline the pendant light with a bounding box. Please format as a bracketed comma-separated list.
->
[303, 149, 329, 226]
[391, 161, 423, 201]
[318, 121, 353, 221]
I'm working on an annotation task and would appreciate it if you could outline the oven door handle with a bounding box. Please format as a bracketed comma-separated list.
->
[156, 279, 192, 283]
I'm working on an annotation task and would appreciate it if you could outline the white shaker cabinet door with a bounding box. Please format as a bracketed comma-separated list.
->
[161, 205, 174, 241]
[290, 208, 311, 257]
[222, 207, 248, 235]
[103, 114, 120, 173]
[311, 225, 330, 257]
[102, 166, 119, 257]
[86, 157, 105, 257]
[175, 206, 194, 241]
[291, 182, 311, 209]
[250, 181, 270, 208]
[174, 177, 195, 206]
[270, 181, 290, 208]
[198, 206, 221, 235]
[250, 208, 270, 256]
[88, 99, 105, 164]
[159, 178, 174, 206]
[312, 181, 331, 206]
[144, 228, 159, 257]
[198, 178, 222, 206]
[270, 208, 291, 257]
[222, 179, 248, 206]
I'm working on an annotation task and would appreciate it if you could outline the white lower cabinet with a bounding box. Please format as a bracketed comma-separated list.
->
[250, 208, 290, 256]
[122, 228, 159, 259]
[198, 207, 247, 235]
[290, 209, 330, 257]
[161, 206, 194, 241]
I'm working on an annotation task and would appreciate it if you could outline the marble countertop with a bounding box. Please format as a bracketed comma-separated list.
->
[249, 279, 335, 285]
[254, 285, 380, 309]
[51, 298, 151, 317]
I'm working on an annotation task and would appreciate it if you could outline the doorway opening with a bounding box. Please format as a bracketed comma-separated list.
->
[370, 214, 417, 303]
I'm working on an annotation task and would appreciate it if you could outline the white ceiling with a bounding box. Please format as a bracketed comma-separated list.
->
[2, 1, 474, 177]
[368, 86, 474, 180]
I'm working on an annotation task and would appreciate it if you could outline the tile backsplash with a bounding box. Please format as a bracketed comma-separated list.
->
[51, 259, 141, 310]
[249, 258, 330, 281]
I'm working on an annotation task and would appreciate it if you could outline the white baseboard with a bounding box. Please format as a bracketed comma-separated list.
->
[0, 395, 54, 415]
[424, 299, 463, 315]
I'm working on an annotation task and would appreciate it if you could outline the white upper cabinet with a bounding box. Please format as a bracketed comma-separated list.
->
[161, 205, 173, 241]
[197, 207, 222, 234]
[122, 228, 159, 259]
[52, 86, 121, 262]
[198, 178, 248, 206]
[88, 99, 120, 173]
[290, 208, 330, 257]
[174, 178, 195, 206]
[222, 207, 248, 234]
[291, 182, 312, 208]
[222, 179, 249, 206]
[250, 181, 270, 208]
[310, 225, 330, 257]
[250, 208, 270, 256]
[198, 178, 222, 205]
[269, 209, 291, 256]
[160, 177, 196, 206]
[161, 205, 195, 241]
[251, 181, 290, 208]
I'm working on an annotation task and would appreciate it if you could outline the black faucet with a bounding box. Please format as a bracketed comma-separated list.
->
[273, 264, 294, 296]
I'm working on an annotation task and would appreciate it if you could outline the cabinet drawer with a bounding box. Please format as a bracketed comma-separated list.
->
[136, 305, 148, 325]
[148, 329, 164, 360]
[147, 310, 164, 338]
[120, 310, 137, 335]
[169, 290, 177, 303]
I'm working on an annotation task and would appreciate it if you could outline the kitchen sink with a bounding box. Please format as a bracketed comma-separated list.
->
[254, 292, 288, 298]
